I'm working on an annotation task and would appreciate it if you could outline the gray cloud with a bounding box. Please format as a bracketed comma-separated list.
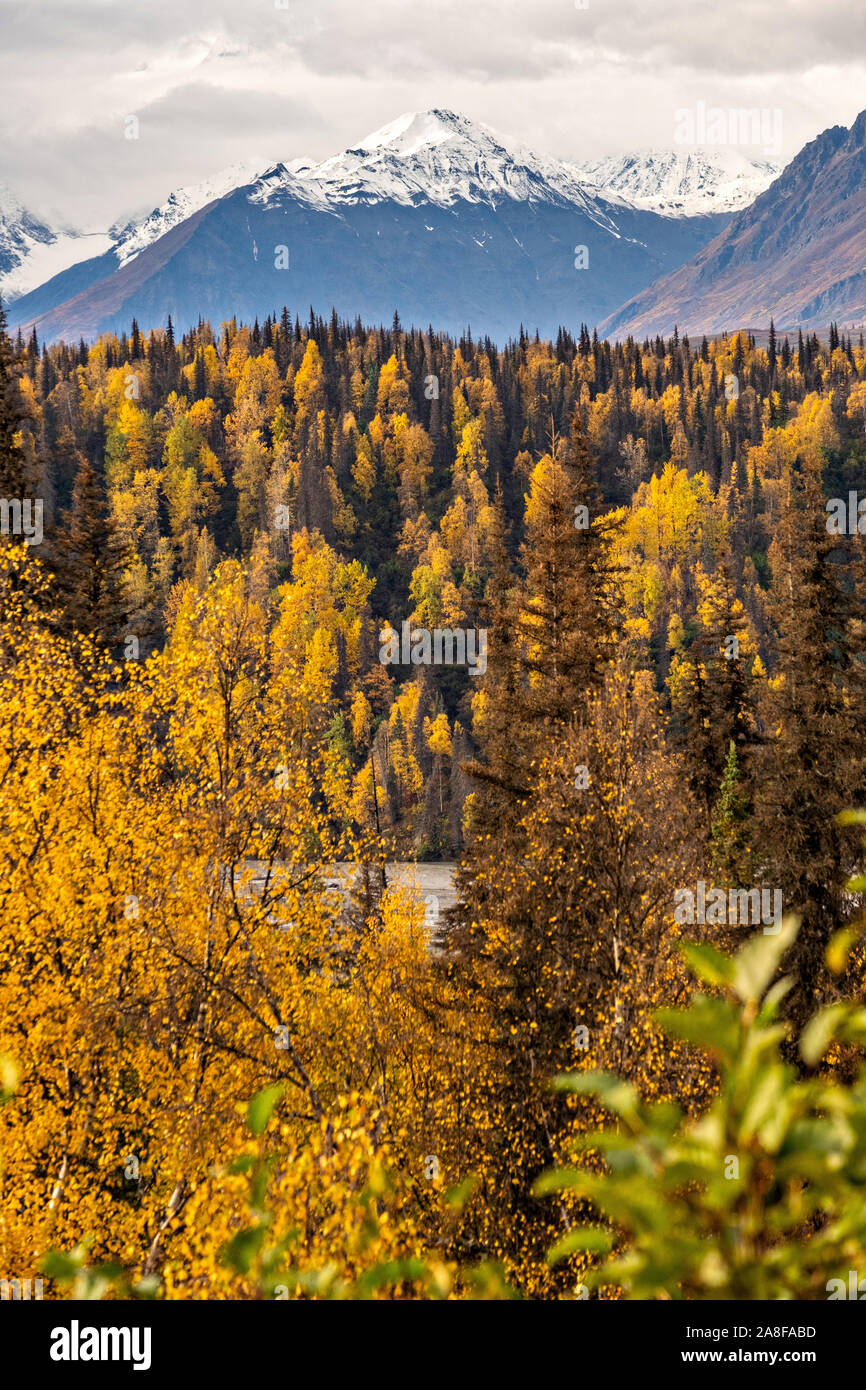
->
[2, 0, 864, 227]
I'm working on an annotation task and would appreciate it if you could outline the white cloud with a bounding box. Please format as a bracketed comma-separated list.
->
[1, 0, 864, 226]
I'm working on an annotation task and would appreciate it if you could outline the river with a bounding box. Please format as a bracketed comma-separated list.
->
[244, 861, 458, 946]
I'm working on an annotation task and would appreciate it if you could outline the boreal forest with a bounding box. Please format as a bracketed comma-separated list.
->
[3, 303, 866, 1299]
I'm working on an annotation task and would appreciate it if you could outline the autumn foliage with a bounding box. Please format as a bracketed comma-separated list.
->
[2, 306, 866, 1298]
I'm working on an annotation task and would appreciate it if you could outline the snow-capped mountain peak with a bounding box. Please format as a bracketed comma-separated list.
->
[269, 115, 781, 219]
[112, 159, 272, 267]
[356, 108, 470, 156]
[574, 148, 784, 217]
[0, 182, 115, 304]
[278, 108, 612, 222]
[0, 181, 55, 275]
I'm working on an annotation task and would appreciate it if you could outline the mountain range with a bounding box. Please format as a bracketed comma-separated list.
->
[1, 111, 776, 344]
[574, 148, 782, 218]
[600, 112, 866, 339]
[2, 106, 863, 344]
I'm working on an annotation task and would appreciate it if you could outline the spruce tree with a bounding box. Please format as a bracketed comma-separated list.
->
[51, 452, 131, 653]
[459, 410, 621, 847]
[514, 408, 620, 735]
[710, 739, 753, 886]
[755, 459, 866, 1029]
[455, 411, 626, 1290]
[678, 545, 758, 831]
[0, 300, 26, 497]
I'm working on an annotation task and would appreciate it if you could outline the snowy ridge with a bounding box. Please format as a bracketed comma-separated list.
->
[1, 231, 115, 301]
[574, 148, 784, 217]
[112, 160, 272, 267]
[279, 110, 616, 230]
[246, 163, 340, 216]
[0, 180, 114, 303]
[260, 113, 781, 221]
[1, 180, 54, 288]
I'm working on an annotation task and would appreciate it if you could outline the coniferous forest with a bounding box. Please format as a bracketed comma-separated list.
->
[4, 300, 866, 1304]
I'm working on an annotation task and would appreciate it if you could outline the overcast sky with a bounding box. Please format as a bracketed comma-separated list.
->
[2, 0, 865, 229]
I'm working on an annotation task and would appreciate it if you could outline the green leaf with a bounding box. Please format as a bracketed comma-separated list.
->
[739, 1064, 786, 1142]
[247, 1084, 284, 1137]
[548, 1227, 612, 1265]
[800, 1004, 848, 1066]
[553, 1070, 639, 1121]
[223, 1224, 266, 1274]
[732, 917, 799, 1003]
[656, 996, 739, 1059]
[444, 1175, 480, 1212]
[680, 941, 734, 988]
[756, 975, 794, 1023]
[838, 1008, 866, 1047]
[131, 1275, 162, 1300]
[251, 1166, 273, 1211]
[41, 1249, 83, 1280]
[355, 1258, 428, 1295]
[827, 928, 858, 974]
[533, 1166, 591, 1198]
[227, 1154, 257, 1175]
[781, 1118, 845, 1159]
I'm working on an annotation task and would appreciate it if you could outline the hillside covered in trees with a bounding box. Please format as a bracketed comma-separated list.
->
[8, 308, 866, 862]
[3, 302, 866, 1299]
